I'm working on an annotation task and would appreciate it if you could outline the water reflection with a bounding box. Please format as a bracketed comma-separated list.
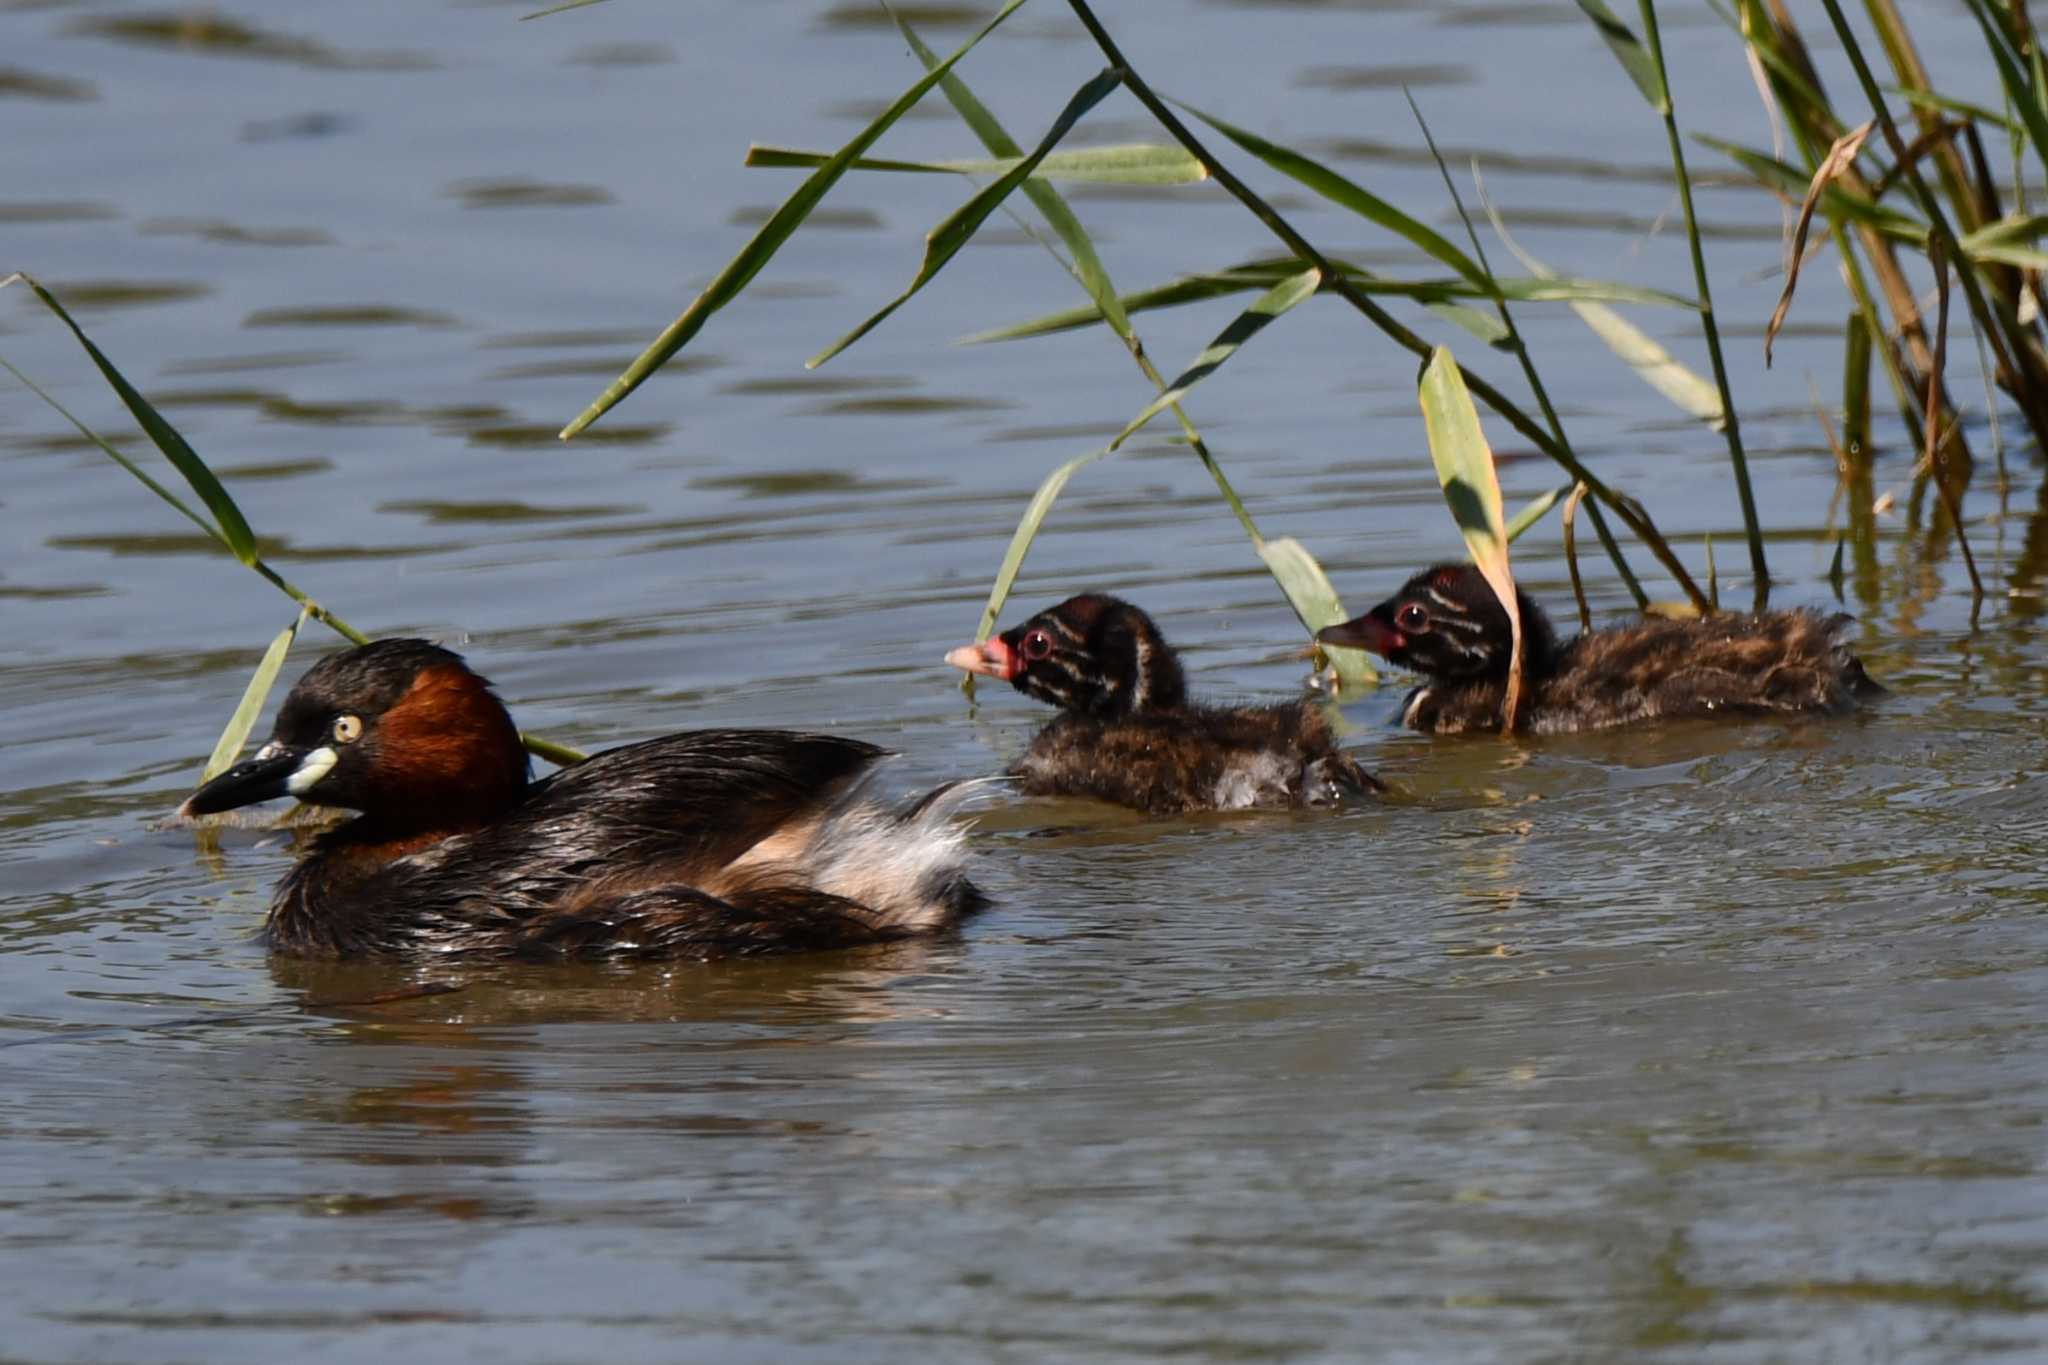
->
[815, 2, 984, 29]
[464, 421, 671, 449]
[243, 304, 459, 329]
[376, 499, 640, 526]
[274, 939, 971, 1030]
[44, 278, 209, 311]
[727, 204, 882, 231]
[140, 218, 335, 248]
[1294, 62, 1472, 90]
[0, 200, 116, 222]
[447, 179, 615, 210]
[67, 10, 435, 71]
[0, 64, 96, 101]
[564, 42, 677, 68]
[160, 349, 350, 375]
[241, 111, 354, 141]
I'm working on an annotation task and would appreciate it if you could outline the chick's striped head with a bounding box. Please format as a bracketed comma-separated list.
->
[997, 594, 1188, 718]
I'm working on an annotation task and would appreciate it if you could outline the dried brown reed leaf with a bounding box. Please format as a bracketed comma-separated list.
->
[1922, 235, 1984, 599]
[1766, 121, 1874, 367]
[1560, 482, 1593, 633]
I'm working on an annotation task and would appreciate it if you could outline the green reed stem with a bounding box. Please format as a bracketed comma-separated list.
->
[1638, 0, 1768, 593]
[1062, 0, 1711, 612]
[1842, 311, 1872, 457]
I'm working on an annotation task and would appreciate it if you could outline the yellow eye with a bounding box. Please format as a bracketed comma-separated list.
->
[331, 714, 364, 744]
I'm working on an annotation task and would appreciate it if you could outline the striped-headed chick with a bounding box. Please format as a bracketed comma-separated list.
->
[1318, 562, 1881, 735]
[947, 594, 1379, 814]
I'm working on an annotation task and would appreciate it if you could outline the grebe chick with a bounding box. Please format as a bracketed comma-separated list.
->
[1317, 563, 1882, 735]
[180, 639, 982, 959]
[946, 593, 1380, 813]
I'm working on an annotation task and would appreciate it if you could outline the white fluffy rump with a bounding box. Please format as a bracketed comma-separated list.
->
[802, 778, 989, 932]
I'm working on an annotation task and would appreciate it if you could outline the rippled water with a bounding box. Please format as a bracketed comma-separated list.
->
[5, 0, 2047, 1359]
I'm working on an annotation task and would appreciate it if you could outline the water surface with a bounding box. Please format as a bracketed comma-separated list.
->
[4, 0, 2046, 1359]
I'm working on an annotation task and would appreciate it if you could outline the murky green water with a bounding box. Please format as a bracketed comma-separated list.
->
[5, 1, 2046, 1358]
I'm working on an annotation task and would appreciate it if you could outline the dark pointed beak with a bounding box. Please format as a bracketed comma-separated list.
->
[1317, 614, 1402, 656]
[945, 636, 1021, 682]
[180, 743, 328, 818]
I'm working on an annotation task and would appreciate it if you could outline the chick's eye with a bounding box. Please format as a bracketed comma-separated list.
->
[1021, 630, 1054, 661]
[331, 714, 364, 744]
[1395, 603, 1430, 633]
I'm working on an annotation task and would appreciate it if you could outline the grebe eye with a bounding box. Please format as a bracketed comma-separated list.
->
[331, 714, 364, 744]
[1395, 603, 1429, 633]
[1020, 630, 1054, 661]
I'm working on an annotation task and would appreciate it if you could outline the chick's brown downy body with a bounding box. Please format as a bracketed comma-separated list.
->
[1318, 564, 1882, 735]
[948, 593, 1379, 812]
[180, 640, 982, 960]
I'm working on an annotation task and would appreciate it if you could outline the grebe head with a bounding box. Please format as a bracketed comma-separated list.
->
[946, 593, 1187, 718]
[1317, 563, 1556, 681]
[181, 639, 529, 829]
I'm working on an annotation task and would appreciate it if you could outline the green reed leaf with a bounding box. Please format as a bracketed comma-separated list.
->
[1574, 0, 1667, 111]
[1959, 242, 2048, 270]
[1958, 0, 2048, 183]
[1959, 214, 2048, 270]
[520, 0, 609, 17]
[1419, 346, 1527, 725]
[744, 141, 1205, 185]
[559, 0, 1028, 438]
[1109, 267, 1320, 450]
[1888, 86, 2019, 134]
[1257, 536, 1375, 688]
[5, 273, 259, 563]
[1573, 301, 1725, 428]
[974, 446, 1114, 642]
[963, 268, 1279, 342]
[203, 611, 306, 782]
[808, 66, 1122, 369]
[0, 352, 225, 546]
[1506, 484, 1573, 543]
[1176, 102, 1491, 289]
[963, 261, 1687, 344]
[1483, 203, 1724, 428]
[1421, 347, 1512, 576]
[892, 8, 1135, 343]
[1428, 302, 1514, 344]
